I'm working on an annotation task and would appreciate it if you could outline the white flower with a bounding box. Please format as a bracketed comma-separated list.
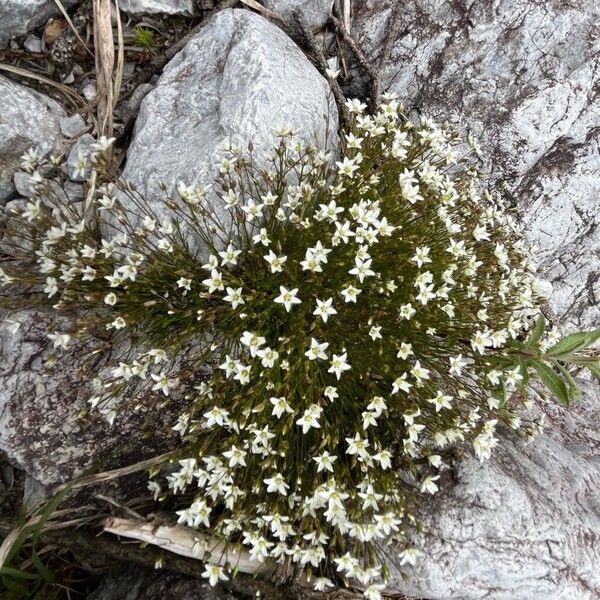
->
[264, 473, 289, 495]
[219, 355, 239, 378]
[151, 373, 178, 396]
[313, 576, 335, 591]
[109, 316, 126, 330]
[399, 303, 416, 320]
[270, 396, 293, 418]
[223, 445, 247, 467]
[22, 198, 41, 222]
[428, 454, 443, 468]
[233, 363, 252, 384]
[274, 286, 301, 312]
[147, 348, 168, 364]
[486, 369, 502, 385]
[345, 433, 369, 459]
[313, 451, 337, 473]
[505, 365, 523, 388]
[349, 256, 375, 283]
[142, 216, 156, 231]
[256, 346, 279, 368]
[336, 156, 360, 177]
[43, 277, 58, 298]
[368, 325, 382, 341]
[260, 191, 278, 205]
[410, 360, 430, 382]
[202, 269, 224, 293]
[449, 354, 467, 375]
[305, 337, 329, 361]
[428, 391, 453, 412]
[392, 372, 412, 394]
[219, 243, 241, 266]
[319, 200, 344, 221]
[263, 250, 287, 273]
[471, 330, 493, 354]
[313, 297, 337, 323]
[48, 333, 71, 350]
[358, 484, 383, 510]
[340, 284, 361, 303]
[420, 475, 440, 494]
[345, 98, 367, 114]
[396, 342, 413, 359]
[147, 480, 161, 501]
[177, 277, 192, 291]
[104, 292, 117, 305]
[328, 352, 351, 379]
[367, 396, 387, 417]
[203, 406, 229, 427]
[241, 198, 263, 221]
[296, 404, 323, 433]
[411, 246, 432, 268]
[252, 228, 271, 247]
[324, 386, 338, 402]
[398, 547, 421, 566]
[223, 286, 244, 309]
[201, 564, 228, 587]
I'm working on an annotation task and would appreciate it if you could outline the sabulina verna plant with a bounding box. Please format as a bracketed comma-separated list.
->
[2, 95, 599, 598]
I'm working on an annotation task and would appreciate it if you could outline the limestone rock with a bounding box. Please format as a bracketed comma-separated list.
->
[0, 75, 65, 202]
[0, 310, 182, 487]
[60, 114, 87, 138]
[121, 8, 338, 239]
[386, 380, 600, 599]
[119, 0, 198, 16]
[350, 0, 600, 331]
[261, 0, 333, 29]
[0, 0, 80, 47]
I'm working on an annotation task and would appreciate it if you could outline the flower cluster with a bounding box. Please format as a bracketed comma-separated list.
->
[2, 96, 598, 598]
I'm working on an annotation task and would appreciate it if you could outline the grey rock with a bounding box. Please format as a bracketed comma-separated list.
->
[119, 0, 198, 16]
[60, 114, 87, 138]
[0, 309, 183, 486]
[0, 75, 65, 201]
[516, 130, 600, 334]
[24, 34, 44, 53]
[0, 0, 80, 47]
[66, 133, 95, 181]
[351, 0, 600, 331]
[122, 8, 338, 245]
[262, 0, 333, 29]
[387, 381, 600, 600]
[89, 566, 240, 600]
[13, 171, 38, 197]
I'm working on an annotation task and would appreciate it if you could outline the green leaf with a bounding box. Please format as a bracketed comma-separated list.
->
[30, 550, 54, 585]
[532, 360, 570, 406]
[524, 314, 546, 349]
[546, 329, 600, 357]
[554, 362, 580, 403]
[586, 362, 600, 380]
[0, 566, 40, 580]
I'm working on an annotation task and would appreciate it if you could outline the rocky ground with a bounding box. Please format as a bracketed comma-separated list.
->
[0, 1, 598, 599]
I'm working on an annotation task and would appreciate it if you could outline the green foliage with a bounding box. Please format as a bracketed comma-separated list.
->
[132, 26, 155, 50]
[1, 97, 598, 597]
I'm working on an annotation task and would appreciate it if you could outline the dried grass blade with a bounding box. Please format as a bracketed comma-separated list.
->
[92, 0, 116, 136]
[112, 0, 125, 111]
[0, 63, 86, 108]
[239, 0, 284, 22]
